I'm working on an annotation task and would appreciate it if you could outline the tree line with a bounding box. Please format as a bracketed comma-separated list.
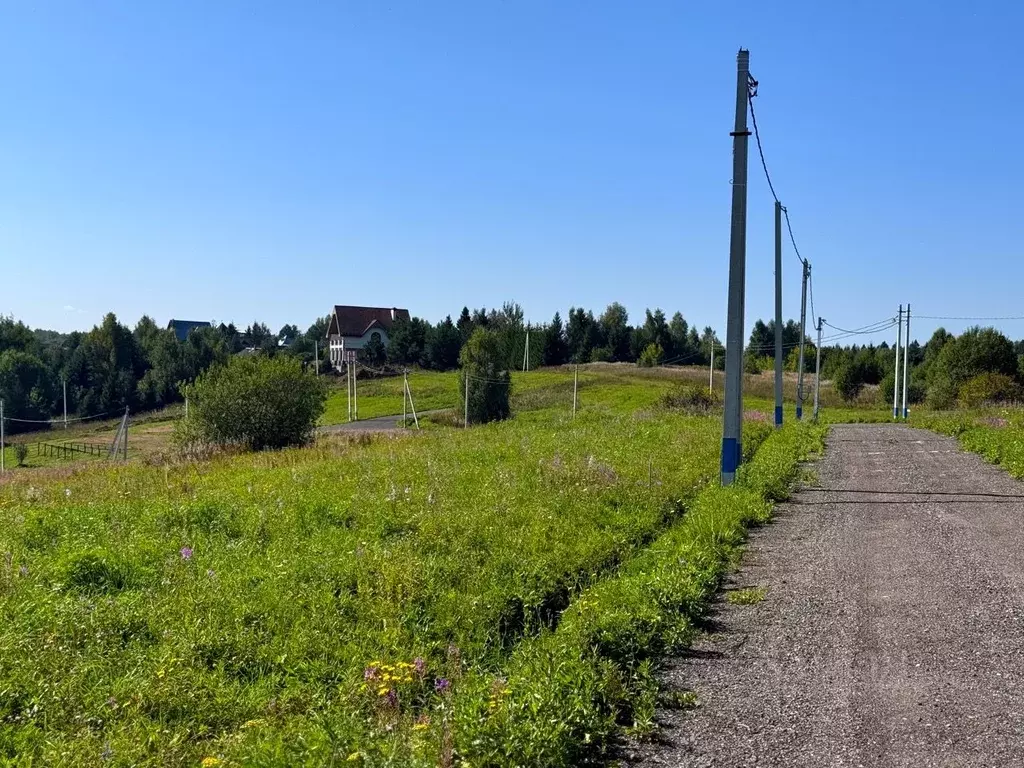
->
[5, 304, 1024, 435]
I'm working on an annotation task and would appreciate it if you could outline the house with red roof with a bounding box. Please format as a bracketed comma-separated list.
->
[325, 305, 410, 366]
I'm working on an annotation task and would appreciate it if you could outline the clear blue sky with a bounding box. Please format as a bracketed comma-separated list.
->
[2, 1, 1022, 344]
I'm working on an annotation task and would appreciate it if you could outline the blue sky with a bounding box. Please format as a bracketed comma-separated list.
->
[1, 1, 1021, 344]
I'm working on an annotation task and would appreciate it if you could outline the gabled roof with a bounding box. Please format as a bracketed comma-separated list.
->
[167, 319, 212, 342]
[327, 306, 410, 338]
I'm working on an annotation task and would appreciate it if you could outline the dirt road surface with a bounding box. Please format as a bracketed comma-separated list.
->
[624, 423, 1024, 767]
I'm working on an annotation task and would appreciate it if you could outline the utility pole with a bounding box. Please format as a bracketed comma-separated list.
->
[796, 259, 809, 420]
[893, 305, 902, 420]
[314, 340, 319, 376]
[123, 406, 129, 460]
[347, 361, 352, 421]
[814, 317, 824, 421]
[63, 377, 68, 429]
[522, 327, 530, 372]
[464, 374, 469, 429]
[403, 370, 408, 427]
[902, 304, 911, 419]
[721, 48, 751, 486]
[353, 362, 358, 421]
[573, 364, 579, 417]
[709, 342, 715, 394]
[1, 399, 5, 473]
[774, 200, 783, 428]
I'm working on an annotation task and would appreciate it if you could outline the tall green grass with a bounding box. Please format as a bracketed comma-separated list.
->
[0, 369, 821, 766]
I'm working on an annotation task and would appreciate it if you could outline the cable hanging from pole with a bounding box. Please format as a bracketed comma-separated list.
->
[748, 85, 806, 268]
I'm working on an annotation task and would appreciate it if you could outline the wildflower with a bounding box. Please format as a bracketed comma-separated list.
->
[206, 569, 216, 578]
[242, 718, 266, 729]
[413, 714, 431, 731]
[201, 758, 223, 768]
[18, 564, 28, 578]
[106, 696, 117, 709]
[364, 665, 379, 681]
[413, 657, 426, 676]
[180, 546, 193, 561]
[384, 689, 398, 707]
[346, 753, 361, 763]
[435, 677, 450, 693]
[65, 488, 72, 498]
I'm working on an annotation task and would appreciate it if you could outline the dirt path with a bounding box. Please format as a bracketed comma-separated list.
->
[623, 423, 1024, 767]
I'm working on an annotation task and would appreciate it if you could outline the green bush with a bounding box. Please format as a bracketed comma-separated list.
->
[660, 382, 722, 414]
[832, 362, 863, 403]
[12, 443, 27, 467]
[177, 355, 326, 451]
[637, 343, 664, 368]
[744, 355, 772, 374]
[459, 328, 511, 425]
[957, 372, 1023, 408]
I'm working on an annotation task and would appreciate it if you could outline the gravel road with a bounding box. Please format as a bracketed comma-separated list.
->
[623, 423, 1024, 767]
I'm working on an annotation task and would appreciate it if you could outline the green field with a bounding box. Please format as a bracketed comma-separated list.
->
[0, 368, 827, 766]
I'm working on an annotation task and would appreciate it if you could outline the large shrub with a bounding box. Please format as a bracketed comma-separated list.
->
[832, 362, 863, 403]
[660, 382, 722, 414]
[637, 343, 664, 368]
[178, 355, 326, 451]
[459, 328, 511, 425]
[957, 373, 1023, 408]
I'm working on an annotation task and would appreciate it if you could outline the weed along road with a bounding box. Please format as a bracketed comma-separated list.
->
[626, 423, 1024, 767]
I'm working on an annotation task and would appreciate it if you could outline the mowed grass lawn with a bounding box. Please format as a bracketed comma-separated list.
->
[0, 370, 823, 766]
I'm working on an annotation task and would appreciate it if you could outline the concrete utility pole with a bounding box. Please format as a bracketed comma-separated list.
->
[347, 362, 352, 421]
[893, 305, 902, 420]
[314, 340, 319, 376]
[573, 364, 579, 417]
[464, 374, 469, 429]
[814, 317, 824, 421]
[902, 304, 911, 419]
[63, 378, 68, 429]
[1, 399, 5, 473]
[709, 342, 715, 394]
[796, 259, 809, 420]
[403, 370, 408, 428]
[721, 48, 751, 486]
[774, 200, 784, 428]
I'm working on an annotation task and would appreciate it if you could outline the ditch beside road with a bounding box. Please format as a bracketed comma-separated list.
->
[624, 423, 1024, 767]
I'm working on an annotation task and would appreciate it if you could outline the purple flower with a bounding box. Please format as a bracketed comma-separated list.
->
[413, 657, 426, 676]
[180, 546, 193, 561]
[364, 665, 379, 681]
[434, 677, 450, 693]
[384, 688, 398, 706]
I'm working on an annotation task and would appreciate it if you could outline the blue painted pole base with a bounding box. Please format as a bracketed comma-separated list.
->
[903, 408, 909, 419]
[795, 406, 802, 421]
[774, 406, 783, 428]
[721, 437, 740, 484]
[893, 407, 898, 419]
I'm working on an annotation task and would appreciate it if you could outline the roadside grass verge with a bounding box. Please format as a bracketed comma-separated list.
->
[914, 410, 1024, 477]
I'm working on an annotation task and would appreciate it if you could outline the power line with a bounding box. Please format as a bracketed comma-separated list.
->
[747, 87, 779, 204]
[749, 88, 806, 269]
[821, 317, 898, 336]
[915, 315, 1024, 321]
[808, 269, 816, 323]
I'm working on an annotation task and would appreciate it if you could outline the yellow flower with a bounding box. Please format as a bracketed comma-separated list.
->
[346, 753, 361, 762]
[413, 723, 428, 731]
[241, 719, 266, 729]
[201, 758, 223, 768]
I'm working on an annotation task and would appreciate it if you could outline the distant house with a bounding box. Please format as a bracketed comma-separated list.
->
[326, 305, 410, 365]
[167, 319, 211, 342]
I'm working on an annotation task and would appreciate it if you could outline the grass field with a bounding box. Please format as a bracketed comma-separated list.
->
[0, 368, 824, 766]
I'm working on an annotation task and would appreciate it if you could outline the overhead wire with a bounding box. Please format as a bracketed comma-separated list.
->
[748, 84, 807, 269]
